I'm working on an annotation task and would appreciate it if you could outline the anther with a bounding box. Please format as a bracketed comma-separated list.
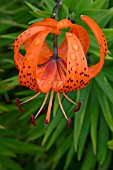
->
[16, 98, 24, 113]
[44, 119, 49, 125]
[67, 118, 72, 128]
[74, 102, 81, 112]
[30, 115, 36, 126]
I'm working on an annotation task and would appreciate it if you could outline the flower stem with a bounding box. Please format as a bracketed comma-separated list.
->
[52, 0, 62, 20]
[52, 0, 62, 60]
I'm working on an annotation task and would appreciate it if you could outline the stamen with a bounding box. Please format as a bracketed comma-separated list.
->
[63, 93, 77, 105]
[31, 115, 36, 126]
[35, 93, 49, 119]
[67, 118, 72, 128]
[16, 98, 24, 113]
[44, 90, 54, 124]
[21, 92, 41, 104]
[57, 93, 68, 120]
[74, 102, 81, 112]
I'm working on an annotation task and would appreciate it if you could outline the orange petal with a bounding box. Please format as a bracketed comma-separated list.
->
[69, 24, 90, 54]
[58, 38, 68, 61]
[58, 32, 90, 93]
[81, 15, 107, 79]
[29, 18, 58, 28]
[36, 59, 57, 93]
[57, 19, 72, 29]
[29, 18, 61, 35]
[14, 26, 48, 70]
[58, 21, 90, 61]
[52, 61, 66, 91]
[18, 30, 50, 92]
[24, 39, 53, 65]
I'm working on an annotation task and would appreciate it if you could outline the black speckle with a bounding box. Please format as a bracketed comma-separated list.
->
[27, 73, 31, 76]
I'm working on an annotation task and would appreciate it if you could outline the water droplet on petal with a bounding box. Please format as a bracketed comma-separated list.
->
[35, 39, 41, 46]
[70, 53, 77, 60]
[27, 54, 34, 61]
[72, 44, 79, 51]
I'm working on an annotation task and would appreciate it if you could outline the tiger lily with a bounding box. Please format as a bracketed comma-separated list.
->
[14, 15, 107, 127]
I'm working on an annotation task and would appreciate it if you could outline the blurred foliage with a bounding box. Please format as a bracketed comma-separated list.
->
[0, 0, 113, 170]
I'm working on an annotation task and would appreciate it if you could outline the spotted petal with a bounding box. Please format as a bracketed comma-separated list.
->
[81, 15, 107, 79]
[58, 32, 90, 93]
[18, 30, 50, 92]
[14, 26, 48, 70]
[58, 19, 90, 61]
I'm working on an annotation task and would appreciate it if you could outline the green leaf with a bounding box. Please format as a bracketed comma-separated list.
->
[25, 1, 51, 18]
[0, 155, 23, 170]
[97, 113, 109, 165]
[76, 0, 92, 15]
[43, 0, 55, 12]
[95, 82, 113, 132]
[98, 151, 112, 170]
[79, 8, 113, 27]
[90, 87, 99, 154]
[41, 111, 62, 146]
[74, 83, 91, 152]
[103, 28, 113, 42]
[107, 139, 113, 150]
[0, 138, 43, 154]
[90, 0, 110, 9]
[80, 145, 96, 170]
[77, 107, 90, 160]
[64, 145, 75, 170]
[46, 118, 65, 150]
[63, 0, 77, 13]
[51, 134, 72, 170]
[103, 67, 113, 82]
[58, 3, 68, 20]
[95, 71, 113, 105]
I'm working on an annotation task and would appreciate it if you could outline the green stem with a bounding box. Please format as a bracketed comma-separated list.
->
[52, 0, 62, 59]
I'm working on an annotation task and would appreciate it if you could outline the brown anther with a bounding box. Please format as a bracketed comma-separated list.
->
[74, 102, 81, 112]
[44, 119, 49, 125]
[66, 118, 72, 128]
[31, 115, 36, 126]
[16, 98, 24, 113]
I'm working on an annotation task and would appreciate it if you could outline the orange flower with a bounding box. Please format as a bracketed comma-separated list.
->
[14, 15, 107, 127]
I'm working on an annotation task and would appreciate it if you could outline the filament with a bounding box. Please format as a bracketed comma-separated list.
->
[35, 92, 49, 119]
[45, 90, 54, 123]
[57, 93, 68, 120]
[63, 93, 77, 105]
[21, 92, 41, 105]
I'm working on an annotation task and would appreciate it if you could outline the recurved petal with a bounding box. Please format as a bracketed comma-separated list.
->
[18, 30, 50, 92]
[57, 19, 72, 29]
[81, 15, 107, 79]
[69, 24, 90, 54]
[29, 18, 58, 28]
[14, 26, 49, 70]
[58, 32, 89, 93]
[58, 20, 90, 61]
